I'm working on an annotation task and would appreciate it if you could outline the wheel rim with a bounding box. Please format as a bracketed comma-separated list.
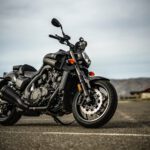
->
[0, 98, 13, 121]
[76, 84, 110, 122]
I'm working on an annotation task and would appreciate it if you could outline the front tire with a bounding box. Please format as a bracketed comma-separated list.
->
[72, 80, 118, 128]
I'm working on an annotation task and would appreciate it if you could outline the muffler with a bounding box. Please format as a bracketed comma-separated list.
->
[1, 85, 28, 109]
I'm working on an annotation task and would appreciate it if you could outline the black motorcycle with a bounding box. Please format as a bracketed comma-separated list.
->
[0, 18, 117, 128]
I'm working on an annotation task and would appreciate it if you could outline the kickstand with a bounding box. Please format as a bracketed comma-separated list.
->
[52, 115, 75, 126]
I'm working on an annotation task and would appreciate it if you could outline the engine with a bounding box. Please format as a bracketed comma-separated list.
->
[27, 68, 62, 105]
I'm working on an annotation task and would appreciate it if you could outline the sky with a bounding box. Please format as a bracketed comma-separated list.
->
[0, 0, 150, 79]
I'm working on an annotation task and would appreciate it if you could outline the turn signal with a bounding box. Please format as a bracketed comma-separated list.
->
[68, 58, 76, 64]
[89, 71, 95, 76]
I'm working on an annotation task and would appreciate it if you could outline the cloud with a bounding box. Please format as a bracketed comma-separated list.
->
[0, 0, 150, 78]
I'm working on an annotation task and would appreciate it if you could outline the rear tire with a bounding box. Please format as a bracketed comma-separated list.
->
[0, 104, 21, 126]
[72, 80, 118, 128]
[0, 80, 22, 126]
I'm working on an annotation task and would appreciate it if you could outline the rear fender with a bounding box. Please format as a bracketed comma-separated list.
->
[3, 71, 17, 82]
[0, 79, 7, 89]
[0, 72, 17, 90]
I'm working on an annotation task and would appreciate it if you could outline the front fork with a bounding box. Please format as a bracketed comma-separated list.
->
[70, 51, 91, 102]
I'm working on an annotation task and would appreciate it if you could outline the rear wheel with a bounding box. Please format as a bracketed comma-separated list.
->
[0, 99, 21, 126]
[72, 80, 118, 128]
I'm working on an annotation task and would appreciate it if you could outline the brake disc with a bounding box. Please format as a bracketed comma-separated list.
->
[80, 89, 103, 115]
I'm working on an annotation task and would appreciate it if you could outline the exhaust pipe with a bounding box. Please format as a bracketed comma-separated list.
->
[1, 85, 28, 109]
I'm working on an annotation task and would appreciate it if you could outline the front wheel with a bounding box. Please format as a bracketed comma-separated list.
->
[72, 80, 118, 128]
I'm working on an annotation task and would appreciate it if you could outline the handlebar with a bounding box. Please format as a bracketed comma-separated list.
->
[49, 34, 62, 41]
[49, 34, 74, 48]
[49, 34, 87, 51]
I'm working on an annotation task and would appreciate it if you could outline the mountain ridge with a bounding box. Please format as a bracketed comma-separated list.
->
[110, 77, 150, 97]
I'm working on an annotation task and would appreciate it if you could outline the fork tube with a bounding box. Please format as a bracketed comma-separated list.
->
[69, 51, 89, 99]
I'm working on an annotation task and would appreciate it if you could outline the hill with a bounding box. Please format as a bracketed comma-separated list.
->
[110, 77, 150, 98]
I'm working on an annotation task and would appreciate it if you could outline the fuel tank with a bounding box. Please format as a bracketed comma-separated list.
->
[43, 49, 68, 69]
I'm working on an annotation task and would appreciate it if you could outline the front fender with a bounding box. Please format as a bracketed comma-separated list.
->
[89, 76, 110, 84]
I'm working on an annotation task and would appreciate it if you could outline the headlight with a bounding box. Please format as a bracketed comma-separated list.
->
[82, 52, 91, 67]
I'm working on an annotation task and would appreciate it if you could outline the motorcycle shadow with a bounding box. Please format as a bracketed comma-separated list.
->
[15, 120, 150, 128]
[104, 120, 150, 129]
[15, 121, 79, 127]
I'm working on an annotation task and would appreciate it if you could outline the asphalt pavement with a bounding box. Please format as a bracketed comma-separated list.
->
[0, 100, 150, 150]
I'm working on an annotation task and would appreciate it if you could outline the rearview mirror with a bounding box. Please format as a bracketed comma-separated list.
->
[51, 18, 61, 27]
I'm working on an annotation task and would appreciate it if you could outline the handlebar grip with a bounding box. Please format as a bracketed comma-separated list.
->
[49, 34, 60, 40]
[49, 34, 59, 40]
[49, 34, 72, 45]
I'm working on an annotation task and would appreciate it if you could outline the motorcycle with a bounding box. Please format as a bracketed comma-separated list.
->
[0, 18, 118, 128]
